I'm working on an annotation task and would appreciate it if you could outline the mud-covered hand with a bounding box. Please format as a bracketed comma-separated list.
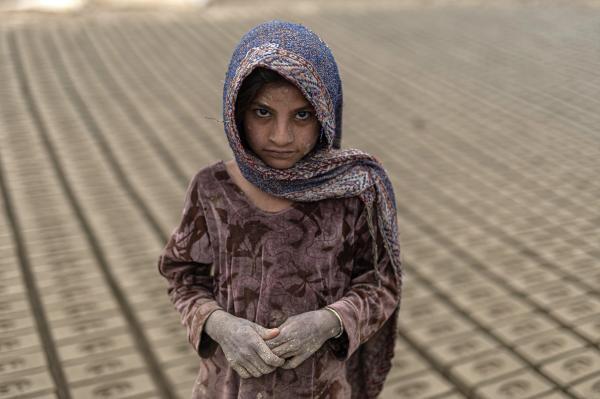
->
[265, 309, 341, 369]
[204, 310, 285, 379]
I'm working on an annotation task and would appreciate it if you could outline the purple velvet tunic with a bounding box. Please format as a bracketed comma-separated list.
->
[158, 160, 400, 398]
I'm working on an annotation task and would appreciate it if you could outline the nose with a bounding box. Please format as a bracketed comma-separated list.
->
[268, 117, 294, 146]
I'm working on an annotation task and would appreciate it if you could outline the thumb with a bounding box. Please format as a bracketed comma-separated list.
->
[254, 324, 280, 340]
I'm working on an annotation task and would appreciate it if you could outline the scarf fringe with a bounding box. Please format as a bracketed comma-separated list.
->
[364, 202, 382, 289]
[361, 188, 403, 295]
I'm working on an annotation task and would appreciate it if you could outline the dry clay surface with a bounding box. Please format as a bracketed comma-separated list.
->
[0, 1, 599, 398]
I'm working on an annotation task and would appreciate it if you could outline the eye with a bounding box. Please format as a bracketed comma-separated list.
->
[296, 110, 312, 121]
[254, 108, 271, 118]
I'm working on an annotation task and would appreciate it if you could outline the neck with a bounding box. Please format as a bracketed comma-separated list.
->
[224, 159, 293, 211]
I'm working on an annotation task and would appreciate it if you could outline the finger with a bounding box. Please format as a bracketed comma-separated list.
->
[271, 344, 295, 358]
[254, 325, 280, 340]
[243, 361, 262, 378]
[265, 334, 288, 349]
[254, 341, 285, 367]
[232, 364, 251, 379]
[265, 324, 293, 348]
[248, 353, 276, 375]
[282, 352, 312, 370]
[262, 328, 280, 340]
[270, 339, 300, 358]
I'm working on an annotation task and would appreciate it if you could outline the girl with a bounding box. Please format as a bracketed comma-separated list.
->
[158, 20, 402, 399]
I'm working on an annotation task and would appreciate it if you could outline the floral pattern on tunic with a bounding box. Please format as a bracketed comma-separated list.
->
[158, 161, 400, 398]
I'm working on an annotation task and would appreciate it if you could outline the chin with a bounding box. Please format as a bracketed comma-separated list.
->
[263, 158, 297, 169]
[267, 162, 295, 170]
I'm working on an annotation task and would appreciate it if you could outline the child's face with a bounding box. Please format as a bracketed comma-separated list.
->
[243, 81, 320, 169]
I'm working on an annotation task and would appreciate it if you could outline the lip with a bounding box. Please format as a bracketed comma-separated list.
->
[264, 150, 295, 159]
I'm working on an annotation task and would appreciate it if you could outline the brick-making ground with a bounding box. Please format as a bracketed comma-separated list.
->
[1, 1, 599, 398]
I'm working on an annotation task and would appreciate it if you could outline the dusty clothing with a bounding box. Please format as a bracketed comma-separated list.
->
[158, 160, 400, 398]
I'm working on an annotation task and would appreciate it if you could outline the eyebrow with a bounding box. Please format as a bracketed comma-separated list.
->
[252, 101, 314, 113]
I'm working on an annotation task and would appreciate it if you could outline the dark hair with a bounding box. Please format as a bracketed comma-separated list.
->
[235, 67, 323, 151]
[235, 67, 288, 127]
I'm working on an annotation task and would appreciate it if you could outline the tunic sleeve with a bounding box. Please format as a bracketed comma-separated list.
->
[325, 200, 400, 360]
[157, 173, 224, 358]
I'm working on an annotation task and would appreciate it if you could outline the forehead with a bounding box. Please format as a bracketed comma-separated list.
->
[253, 82, 312, 107]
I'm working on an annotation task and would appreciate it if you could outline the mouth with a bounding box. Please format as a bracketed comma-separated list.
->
[265, 150, 295, 158]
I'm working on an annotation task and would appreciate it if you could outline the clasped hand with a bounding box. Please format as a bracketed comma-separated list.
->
[205, 309, 340, 379]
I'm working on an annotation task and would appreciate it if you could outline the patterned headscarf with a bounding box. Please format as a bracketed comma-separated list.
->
[223, 19, 402, 292]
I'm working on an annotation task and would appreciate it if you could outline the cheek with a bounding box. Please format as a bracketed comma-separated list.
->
[243, 119, 264, 146]
[301, 139, 314, 153]
[299, 125, 320, 154]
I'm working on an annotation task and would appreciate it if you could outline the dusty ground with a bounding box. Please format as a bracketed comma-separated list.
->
[1, 1, 599, 398]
